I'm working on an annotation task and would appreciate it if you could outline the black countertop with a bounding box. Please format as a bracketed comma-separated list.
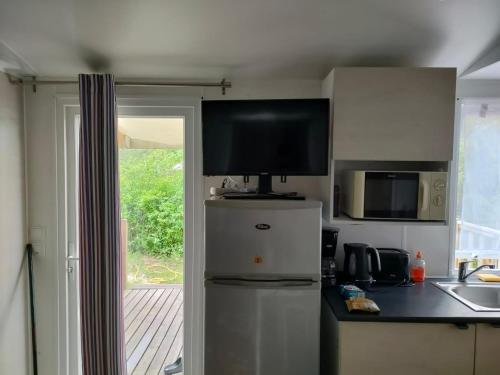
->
[323, 277, 500, 324]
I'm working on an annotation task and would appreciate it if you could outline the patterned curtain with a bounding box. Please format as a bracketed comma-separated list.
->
[78, 74, 126, 375]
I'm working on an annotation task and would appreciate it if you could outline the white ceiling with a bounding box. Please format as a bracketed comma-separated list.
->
[1, 0, 500, 80]
[463, 62, 500, 80]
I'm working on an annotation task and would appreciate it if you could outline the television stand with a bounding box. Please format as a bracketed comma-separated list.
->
[221, 192, 306, 200]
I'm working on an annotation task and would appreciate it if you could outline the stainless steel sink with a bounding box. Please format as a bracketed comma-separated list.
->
[434, 282, 500, 311]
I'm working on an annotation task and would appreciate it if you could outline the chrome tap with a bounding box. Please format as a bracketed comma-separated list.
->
[458, 261, 494, 282]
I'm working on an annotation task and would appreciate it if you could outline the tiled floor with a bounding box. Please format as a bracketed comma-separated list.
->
[124, 285, 183, 375]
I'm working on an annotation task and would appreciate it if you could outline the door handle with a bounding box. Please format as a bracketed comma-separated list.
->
[454, 323, 469, 330]
[66, 256, 80, 277]
[209, 279, 316, 288]
[66, 256, 80, 272]
[66, 240, 80, 279]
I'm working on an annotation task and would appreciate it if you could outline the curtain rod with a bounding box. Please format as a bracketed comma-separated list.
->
[6, 74, 231, 94]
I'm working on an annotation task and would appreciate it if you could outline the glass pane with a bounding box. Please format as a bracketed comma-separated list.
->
[364, 172, 419, 218]
[118, 116, 185, 374]
[455, 101, 500, 269]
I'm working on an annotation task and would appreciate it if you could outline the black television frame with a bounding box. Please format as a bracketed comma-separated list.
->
[202, 98, 330, 194]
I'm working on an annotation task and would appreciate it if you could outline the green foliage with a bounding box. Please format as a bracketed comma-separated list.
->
[120, 148, 184, 257]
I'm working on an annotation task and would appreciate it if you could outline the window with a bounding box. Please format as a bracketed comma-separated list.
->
[455, 100, 500, 269]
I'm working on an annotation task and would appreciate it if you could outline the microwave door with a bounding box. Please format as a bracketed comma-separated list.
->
[364, 172, 419, 219]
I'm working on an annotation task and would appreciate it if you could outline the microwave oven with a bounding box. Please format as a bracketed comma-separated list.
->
[343, 170, 447, 221]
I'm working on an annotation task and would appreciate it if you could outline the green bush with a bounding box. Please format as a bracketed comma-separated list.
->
[119, 149, 183, 257]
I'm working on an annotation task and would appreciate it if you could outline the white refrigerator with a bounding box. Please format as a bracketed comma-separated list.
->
[204, 200, 322, 375]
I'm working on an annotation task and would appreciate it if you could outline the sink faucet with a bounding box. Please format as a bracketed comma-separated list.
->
[458, 261, 494, 282]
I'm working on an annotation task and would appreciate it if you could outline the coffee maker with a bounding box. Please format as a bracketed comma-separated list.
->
[321, 228, 338, 288]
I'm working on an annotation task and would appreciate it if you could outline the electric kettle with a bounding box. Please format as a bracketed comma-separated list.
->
[343, 243, 381, 288]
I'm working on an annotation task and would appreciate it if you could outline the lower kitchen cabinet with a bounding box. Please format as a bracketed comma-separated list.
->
[321, 299, 500, 375]
[321, 303, 477, 375]
[474, 323, 500, 375]
[335, 322, 475, 375]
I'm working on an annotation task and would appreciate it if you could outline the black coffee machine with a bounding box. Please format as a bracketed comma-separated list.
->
[343, 243, 381, 289]
[321, 228, 338, 288]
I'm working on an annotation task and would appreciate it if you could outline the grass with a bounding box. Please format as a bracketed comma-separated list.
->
[126, 251, 183, 289]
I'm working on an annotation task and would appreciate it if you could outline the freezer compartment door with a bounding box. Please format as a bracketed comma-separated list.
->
[205, 200, 322, 280]
[204, 280, 320, 375]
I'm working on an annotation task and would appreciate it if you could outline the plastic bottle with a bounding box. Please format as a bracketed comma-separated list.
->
[411, 250, 426, 282]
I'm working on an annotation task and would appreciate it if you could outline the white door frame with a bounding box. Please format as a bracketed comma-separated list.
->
[55, 97, 81, 375]
[447, 98, 462, 276]
[447, 97, 500, 275]
[55, 95, 204, 375]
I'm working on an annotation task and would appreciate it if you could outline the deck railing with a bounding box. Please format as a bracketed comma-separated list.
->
[455, 220, 500, 268]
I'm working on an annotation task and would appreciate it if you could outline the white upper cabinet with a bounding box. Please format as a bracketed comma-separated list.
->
[323, 67, 457, 161]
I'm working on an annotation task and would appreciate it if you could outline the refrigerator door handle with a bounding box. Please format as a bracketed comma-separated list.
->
[209, 279, 317, 288]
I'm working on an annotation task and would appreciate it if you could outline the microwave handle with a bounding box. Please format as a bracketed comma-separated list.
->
[420, 179, 430, 212]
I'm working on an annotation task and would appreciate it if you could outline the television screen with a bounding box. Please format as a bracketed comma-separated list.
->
[202, 99, 329, 176]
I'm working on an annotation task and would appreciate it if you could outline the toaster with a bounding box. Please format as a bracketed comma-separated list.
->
[372, 248, 411, 285]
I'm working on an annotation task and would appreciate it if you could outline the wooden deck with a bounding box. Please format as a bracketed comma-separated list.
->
[124, 285, 183, 375]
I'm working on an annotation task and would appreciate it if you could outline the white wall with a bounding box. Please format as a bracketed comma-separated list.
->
[326, 222, 452, 276]
[25, 84, 70, 375]
[23, 78, 322, 375]
[0, 73, 29, 374]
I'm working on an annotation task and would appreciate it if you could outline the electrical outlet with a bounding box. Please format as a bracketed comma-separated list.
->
[31, 242, 45, 255]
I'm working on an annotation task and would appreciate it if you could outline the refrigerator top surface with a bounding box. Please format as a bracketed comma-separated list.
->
[205, 199, 322, 210]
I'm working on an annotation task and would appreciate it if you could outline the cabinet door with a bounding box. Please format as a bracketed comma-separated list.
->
[332, 67, 456, 161]
[475, 323, 500, 375]
[338, 322, 475, 375]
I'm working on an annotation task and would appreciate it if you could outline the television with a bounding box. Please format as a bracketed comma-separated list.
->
[202, 99, 329, 193]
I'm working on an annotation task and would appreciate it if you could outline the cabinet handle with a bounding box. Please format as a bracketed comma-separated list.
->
[454, 323, 469, 330]
[490, 323, 500, 328]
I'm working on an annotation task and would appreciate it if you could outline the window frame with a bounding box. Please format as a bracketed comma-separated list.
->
[55, 95, 204, 375]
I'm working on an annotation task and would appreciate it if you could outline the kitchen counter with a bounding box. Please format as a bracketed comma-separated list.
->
[323, 278, 500, 324]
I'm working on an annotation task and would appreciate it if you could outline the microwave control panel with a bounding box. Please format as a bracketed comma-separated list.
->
[429, 172, 447, 220]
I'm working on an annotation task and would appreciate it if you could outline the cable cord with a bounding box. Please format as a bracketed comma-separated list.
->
[27, 244, 38, 375]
